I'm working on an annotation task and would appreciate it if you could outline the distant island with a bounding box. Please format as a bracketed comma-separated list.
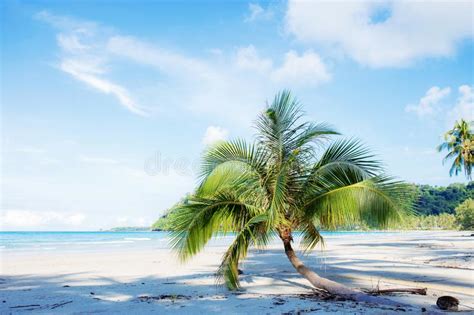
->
[108, 226, 151, 232]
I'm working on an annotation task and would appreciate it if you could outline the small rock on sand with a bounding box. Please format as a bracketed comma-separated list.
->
[436, 296, 459, 311]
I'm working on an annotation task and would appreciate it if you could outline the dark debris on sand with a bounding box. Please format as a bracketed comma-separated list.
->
[137, 294, 191, 303]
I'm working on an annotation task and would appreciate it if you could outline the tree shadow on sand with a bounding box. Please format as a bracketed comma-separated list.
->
[3, 247, 472, 314]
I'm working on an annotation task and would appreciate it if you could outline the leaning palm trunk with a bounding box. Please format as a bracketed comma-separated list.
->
[279, 229, 406, 306]
[284, 242, 355, 296]
[169, 91, 412, 305]
[279, 228, 355, 296]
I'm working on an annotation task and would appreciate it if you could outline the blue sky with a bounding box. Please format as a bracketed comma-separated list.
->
[1, 0, 473, 230]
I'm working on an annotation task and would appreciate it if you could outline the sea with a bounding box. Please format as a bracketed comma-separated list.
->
[0, 231, 398, 254]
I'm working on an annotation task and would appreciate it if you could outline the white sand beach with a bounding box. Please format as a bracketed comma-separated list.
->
[1, 231, 473, 314]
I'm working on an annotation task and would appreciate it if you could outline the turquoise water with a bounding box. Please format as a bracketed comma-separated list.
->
[0, 231, 395, 253]
[0, 231, 171, 252]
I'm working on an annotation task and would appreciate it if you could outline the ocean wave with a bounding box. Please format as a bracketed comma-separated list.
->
[124, 237, 151, 241]
[80, 240, 135, 245]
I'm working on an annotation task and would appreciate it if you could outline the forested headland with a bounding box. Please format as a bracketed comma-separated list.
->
[152, 182, 474, 231]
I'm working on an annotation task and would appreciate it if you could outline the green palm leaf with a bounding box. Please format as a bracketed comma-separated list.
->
[217, 214, 269, 290]
[169, 192, 261, 262]
[438, 119, 473, 179]
[168, 90, 412, 293]
[304, 176, 406, 229]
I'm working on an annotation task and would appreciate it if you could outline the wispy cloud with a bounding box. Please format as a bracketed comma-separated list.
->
[36, 11, 331, 124]
[405, 86, 451, 117]
[406, 84, 473, 125]
[9, 145, 61, 165]
[106, 36, 212, 78]
[36, 11, 147, 116]
[115, 215, 150, 227]
[245, 3, 273, 23]
[60, 60, 146, 116]
[15, 145, 45, 154]
[79, 155, 120, 164]
[448, 85, 474, 124]
[0, 209, 86, 228]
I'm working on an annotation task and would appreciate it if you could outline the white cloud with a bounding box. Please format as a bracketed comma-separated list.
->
[245, 3, 273, 22]
[35, 10, 98, 32]
[60, 60, 147, 116]
[406, 85, 473, 124]
[285, 0, 474, 67]
[235, 47, 331, 86]
[37, 12, 147, 116]
[405, 86, 451, 117]
[8, 145, 61, 165]
[115, 216, 149, 227]
[63, 213, 86, 225]
[448, 85, 474, 123]
[0, 210, 86, 228]
[57, 33, 89, 53]
[79, 155, 120, 164]
[271, 50, 331, 86]
[15, 145, 45, 154]
[236, 45, 273, 73]
[202, 126, 229, 146]
[106, 35, 212, 78]
[37, 11, 330, 125]
[38, 157, 62, 166]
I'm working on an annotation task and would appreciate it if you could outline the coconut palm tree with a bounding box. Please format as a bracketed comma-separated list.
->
[169, 91, 409, 302]
[437, 119, 473, 180]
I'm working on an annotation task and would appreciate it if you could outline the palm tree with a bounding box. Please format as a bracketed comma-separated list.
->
[169, 91, 409, 302]
[437, 119, 473, 180]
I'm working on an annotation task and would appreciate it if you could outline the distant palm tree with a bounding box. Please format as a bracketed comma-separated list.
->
[169, 91, 409, 302]
[437, 119, 473, 179]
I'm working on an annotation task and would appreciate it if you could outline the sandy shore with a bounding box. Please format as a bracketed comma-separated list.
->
[1, 231, 473, 314]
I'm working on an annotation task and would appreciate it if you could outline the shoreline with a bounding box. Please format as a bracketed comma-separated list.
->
[1, 231, 473, 314]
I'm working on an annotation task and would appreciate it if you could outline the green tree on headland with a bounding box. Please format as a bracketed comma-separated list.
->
[455, 198, 474, 230]
[152, 195, 190, 231]
[414, 182, 473, 215]
[437, 119, 474, 179]
[153, 182, 473, 230]
[167, 91, 411, 301]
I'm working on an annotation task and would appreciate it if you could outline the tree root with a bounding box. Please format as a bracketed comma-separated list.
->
[364, 287, 427, 296]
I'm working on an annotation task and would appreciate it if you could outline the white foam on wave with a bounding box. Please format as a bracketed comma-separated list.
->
[82, 240, 135, 245]
[124, 237, 151, 241]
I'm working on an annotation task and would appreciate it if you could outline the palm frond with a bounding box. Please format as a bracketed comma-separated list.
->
[310, 139, 381, 180]
[438, 119, 473, 179]
[298, 220, 325, 254]
[169, 192, 261, 262]
[304, 176, 409, 229]
[286, 122, 339, 153]
[217, 214, 269, 290]
[197, 161, 253, 197]
[167, 90, 416, 292]
[199, 139, 268, 184]
[255, 90, 304, 161]
[267, 164, 290, 227]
